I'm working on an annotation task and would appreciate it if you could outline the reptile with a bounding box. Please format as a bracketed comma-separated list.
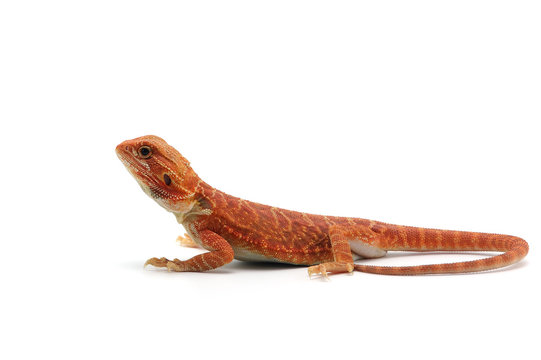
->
[116, 135, 529, 277]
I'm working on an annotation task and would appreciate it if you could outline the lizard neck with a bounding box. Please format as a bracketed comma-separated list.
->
[173, 181, 215, 224]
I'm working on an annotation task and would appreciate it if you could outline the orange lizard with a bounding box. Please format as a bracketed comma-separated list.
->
[116, 135, 529, 277]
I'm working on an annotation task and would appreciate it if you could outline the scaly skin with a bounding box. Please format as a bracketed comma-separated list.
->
[116, 135, 529, 277]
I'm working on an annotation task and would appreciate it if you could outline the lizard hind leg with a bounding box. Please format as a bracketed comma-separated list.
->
[308, 226, 355, 279]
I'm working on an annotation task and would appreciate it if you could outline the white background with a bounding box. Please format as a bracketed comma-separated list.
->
[1, 1, 540, 359]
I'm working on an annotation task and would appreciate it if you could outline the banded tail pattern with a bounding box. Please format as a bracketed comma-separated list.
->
[355, 226, 529, 275]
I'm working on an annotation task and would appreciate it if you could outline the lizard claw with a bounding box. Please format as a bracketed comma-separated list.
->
[144, 257, 169, 268]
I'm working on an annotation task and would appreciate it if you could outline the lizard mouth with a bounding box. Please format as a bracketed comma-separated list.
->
[116, 148, 156, 187]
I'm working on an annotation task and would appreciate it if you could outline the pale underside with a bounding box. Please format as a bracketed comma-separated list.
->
[184, 222, 387, 264]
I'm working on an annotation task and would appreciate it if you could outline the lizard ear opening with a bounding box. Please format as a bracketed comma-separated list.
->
[163, 173, 172, 186]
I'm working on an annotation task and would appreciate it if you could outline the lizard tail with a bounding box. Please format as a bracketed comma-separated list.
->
[354, 226, 529, 275]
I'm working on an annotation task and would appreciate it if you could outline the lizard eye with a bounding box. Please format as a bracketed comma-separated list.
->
[138, 146, 152, 158]
[163, 174, 172, 186]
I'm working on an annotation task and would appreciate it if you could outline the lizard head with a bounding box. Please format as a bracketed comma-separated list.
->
[116, 135, 201, 213]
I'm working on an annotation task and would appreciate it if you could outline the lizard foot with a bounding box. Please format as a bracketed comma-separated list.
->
[145, 257, 186, 272]
[308, 264, 329, 280]
[176, 233, 200, 248]
[145, 257, 169, 268]
[166, 260, 186, 272]
[308, 262, 354, 279]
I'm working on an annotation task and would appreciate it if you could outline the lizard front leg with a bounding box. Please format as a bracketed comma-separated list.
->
[308, 226, 355, 279]
[145, 230, 234, 272]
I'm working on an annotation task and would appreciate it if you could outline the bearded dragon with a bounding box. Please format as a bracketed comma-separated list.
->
[116, 135, 529, 277]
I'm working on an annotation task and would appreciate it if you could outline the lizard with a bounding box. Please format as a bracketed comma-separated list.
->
[116, 135, 529, 278]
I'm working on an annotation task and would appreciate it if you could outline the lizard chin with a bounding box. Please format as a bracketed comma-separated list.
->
[141, 184, 192, 213]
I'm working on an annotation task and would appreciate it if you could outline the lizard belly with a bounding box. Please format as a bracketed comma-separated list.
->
[185, 223, 384, 262]
[349, 239, 387, 258]
[184, 223, 286, 263]
[232, 247, 284, 263]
